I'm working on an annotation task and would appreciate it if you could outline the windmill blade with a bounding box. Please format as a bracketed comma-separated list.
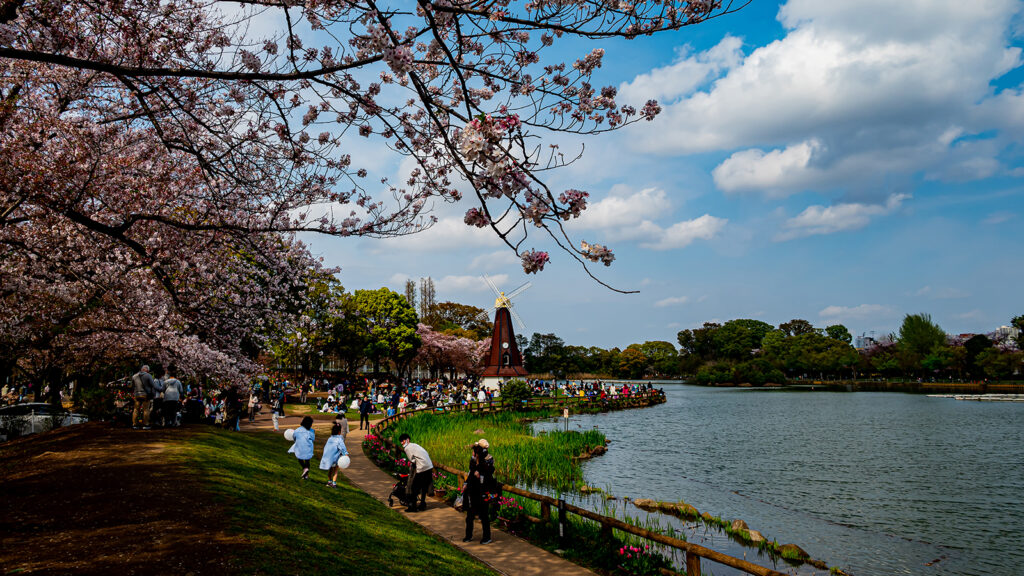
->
[508, 306, 528, 334]
[476, 307, 497, 322]
[481, 274, 502, 297]
[505, 281, 532, 300]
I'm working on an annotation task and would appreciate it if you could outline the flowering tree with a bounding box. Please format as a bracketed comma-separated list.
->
[415, 323, 488, 381]
[1, 0, 738, 284]
[1, 0, 742, 393]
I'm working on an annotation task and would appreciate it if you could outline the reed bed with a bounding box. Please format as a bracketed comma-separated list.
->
[385, 411, 606, 491]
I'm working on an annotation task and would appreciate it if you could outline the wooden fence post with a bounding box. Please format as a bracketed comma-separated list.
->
[541, 501, 551, 522]
[686, 551, 701, 575]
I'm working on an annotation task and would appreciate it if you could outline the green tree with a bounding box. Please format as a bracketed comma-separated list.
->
[588, 346, 620, 376]
[524, 333, 566, 375]
[423, 301, 492, 340]
[677, 322, 721, 360]
[964, 334, 993, 379]
[779, 319, 818, 337]
[616, 346, 648, 379]
[353, 288, 421, 376]
[267, 273, 347, 375]
[897, 313, 947, 373]
[713, 319, 774, 360]
[760, 329, 787, 363]
[976, 349, 1023, 380]
[638, 341, 679, 377]
[825, 324, 852, 344]
[1012, 315, 1024, 350]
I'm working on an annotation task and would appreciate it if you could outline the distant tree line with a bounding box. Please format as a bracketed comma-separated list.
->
[519, 314, 1024, 383]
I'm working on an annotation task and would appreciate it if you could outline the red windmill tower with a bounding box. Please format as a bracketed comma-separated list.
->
[477, 275, 530, 389]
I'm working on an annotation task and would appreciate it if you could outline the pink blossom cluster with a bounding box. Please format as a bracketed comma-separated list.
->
[463, 207, 491, 228]
[521, 250, 550, 274]
[558, 189, 589, 219]
[581, 241, 615, 267]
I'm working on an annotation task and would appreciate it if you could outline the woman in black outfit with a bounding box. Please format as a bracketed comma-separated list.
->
[463, 439, 496, 544]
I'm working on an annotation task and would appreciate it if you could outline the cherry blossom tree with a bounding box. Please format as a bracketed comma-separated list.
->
[1, 0, 739, 284]
[1, 0, 743, 394]
[415, 323, 488, 381]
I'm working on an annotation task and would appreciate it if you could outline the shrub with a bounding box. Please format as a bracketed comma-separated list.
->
[500, 379, 531, 411]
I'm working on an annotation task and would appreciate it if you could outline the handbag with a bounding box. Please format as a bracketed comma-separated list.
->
[454, 494, 464, 510]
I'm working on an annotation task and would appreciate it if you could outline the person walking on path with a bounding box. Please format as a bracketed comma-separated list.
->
[224, 386, 242, 431]
[288, 416, 316, 480]
[319, 422, 348, 488]
[131, 365, 156, 430]
[247, 390, 259, 423]
[463, 439, 496, 544]
[300, 380, 310, 404]
[151, 374, 166, 428]
[271, 394, 284, 432]
[161, 371, 184, 427]
[358, 395, 373, 430]
[334, 411, 350, 439]
[399, 433, 433, 512]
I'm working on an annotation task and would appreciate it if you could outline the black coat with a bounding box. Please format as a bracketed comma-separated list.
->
[465, 453, 496, 505]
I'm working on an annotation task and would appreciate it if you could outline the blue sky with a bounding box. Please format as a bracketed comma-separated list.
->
[304, 0, 1024, 350]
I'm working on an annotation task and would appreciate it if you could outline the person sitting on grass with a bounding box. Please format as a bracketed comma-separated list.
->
[319, 421, 348, 488]
[288, 416, 316, 480]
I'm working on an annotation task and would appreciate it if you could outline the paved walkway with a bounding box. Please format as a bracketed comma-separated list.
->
[241, 410, 595, 576]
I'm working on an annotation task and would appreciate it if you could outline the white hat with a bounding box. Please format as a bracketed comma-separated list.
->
[476, 438, 489, 449]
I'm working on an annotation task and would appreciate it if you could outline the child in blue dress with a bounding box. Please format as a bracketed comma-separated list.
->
[319, 421, 348, 488]
[288, 416, 316, 480]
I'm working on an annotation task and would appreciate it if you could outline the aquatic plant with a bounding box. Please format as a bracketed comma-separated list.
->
[384, 411, 607, 490]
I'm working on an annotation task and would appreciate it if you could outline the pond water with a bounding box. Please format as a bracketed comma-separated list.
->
[533, 383, 1024, 576]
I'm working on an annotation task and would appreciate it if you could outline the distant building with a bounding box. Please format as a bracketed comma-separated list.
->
[993, 325, 1021, 341]
[855, 334, 878, 350]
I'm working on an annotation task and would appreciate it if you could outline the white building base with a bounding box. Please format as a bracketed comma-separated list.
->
[480, 377, 504, 391]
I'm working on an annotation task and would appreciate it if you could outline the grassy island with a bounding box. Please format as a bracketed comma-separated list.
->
[381, 411, 605, 490]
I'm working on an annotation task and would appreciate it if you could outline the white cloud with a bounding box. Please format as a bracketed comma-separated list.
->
[712, 140, 823, 197]
[916, 286, 970, 300]
[470, 250, 522, 271]
[368, 217, 504, 254]
[654, 296, 690, 307]
[983, 211, 1016, 225]
[621, 0, 1023, 196]
[956, 309, 984, 321]
[435, 274, 509, 293]
[776, 193, 909, 240]
[819, 304, 896, 320]
[618, 36, 744, 104]
[574, 186, 672, 236]
[571, 186, 727, 251]
[388, 273, 411, 286]
[639, 214, 727, 250]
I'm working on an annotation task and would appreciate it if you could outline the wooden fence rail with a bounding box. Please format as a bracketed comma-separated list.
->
[368, 392, 788, 576]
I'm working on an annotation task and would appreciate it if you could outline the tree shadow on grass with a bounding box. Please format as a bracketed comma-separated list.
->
[0, 423, 243, 576]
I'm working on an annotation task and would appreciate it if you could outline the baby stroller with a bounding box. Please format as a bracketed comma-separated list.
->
[388, 472, 417, 508]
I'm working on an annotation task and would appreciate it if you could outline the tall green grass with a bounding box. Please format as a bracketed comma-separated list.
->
[385, 411, 605, 490]
[172, 428, 496, 576]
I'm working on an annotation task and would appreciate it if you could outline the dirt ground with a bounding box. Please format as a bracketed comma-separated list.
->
[0, 423, 243, 575]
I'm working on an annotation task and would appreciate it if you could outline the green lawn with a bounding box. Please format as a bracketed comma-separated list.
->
[284, 403, 385, 422]
[172, 427, 496, 576]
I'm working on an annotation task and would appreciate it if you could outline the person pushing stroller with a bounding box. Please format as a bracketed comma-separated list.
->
[399, 433, 433, 512]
